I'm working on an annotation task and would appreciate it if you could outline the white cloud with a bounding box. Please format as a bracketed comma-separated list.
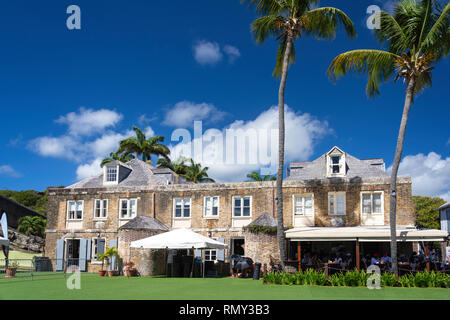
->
[29, 108, 157, 180]
[0, 165, 22, 178]
[391, 152, 450, 201]
[76, 158, 103, 180]
[55, 108, 122, 136]
[168, 105, 330, 182]
[446, 138, 450, 146]
[223, 45, 241, 63]
[162, 101, 226, 128]
[193, 41, 223, 65]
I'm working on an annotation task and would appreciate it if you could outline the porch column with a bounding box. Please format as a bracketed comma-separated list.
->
[425, 244, 430, 272]
[297, 242, 301, 271]
[356, 240, 360, 271]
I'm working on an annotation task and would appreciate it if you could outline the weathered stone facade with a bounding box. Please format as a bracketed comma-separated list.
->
[44, 176, 415, 274]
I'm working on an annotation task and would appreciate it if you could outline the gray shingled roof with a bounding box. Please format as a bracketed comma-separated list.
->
[119, 216, 169, 231]
[248, 213, 277, 227]
[288, 147, 390, 181]
[66, 159, 176, 189]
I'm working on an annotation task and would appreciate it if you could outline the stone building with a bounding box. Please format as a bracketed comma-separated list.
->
[44, 146, 447, 274]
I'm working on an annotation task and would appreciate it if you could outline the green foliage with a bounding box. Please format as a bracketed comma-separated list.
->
[157, 156, 190, 175]
[328, 0, 450, 97]
[0, 189, 49, 215]
[412, 196, 446, 229]
[101, 151, 135, 167]
[244, 0, 356, 78]
[17, 216, 46, 237]
[117, 126, 170, 164]
[97, 246, 120, 270]
[263, 270, 450, 288]
[180, 159, 215, 183]
[381, 272, 397, 287]
[243, 224, 291, 235]
[246, 171, 276, 182]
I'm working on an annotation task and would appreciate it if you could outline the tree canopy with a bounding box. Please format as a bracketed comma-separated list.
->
[412, 195, 446, 229]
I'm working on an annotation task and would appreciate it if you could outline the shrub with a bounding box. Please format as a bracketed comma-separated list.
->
[381, 272, 398, 287]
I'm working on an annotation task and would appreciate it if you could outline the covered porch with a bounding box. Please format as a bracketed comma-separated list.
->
[285, 226, 448, 274]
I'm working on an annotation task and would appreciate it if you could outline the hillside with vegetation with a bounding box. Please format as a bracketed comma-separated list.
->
[0, 187, 63, 216]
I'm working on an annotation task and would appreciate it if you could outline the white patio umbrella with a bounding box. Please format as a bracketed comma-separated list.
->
[130, 228, 227, 278]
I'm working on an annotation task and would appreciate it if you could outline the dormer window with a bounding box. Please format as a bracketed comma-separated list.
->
[103, 165, 119, 185]
[106, 166, 117, 182]
[326, 146, 346, 177]
[331, 156, 341, 173]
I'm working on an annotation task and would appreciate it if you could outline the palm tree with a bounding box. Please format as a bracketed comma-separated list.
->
[246, 171, 277, 181]
[182, 159, 215, 183]
[328, 0, 450, 276]
[117, 126, 170, 164]
[101, 151, 135, 167]
[17, 216, 46, 237]
[156, 156, 189, 175]
[243, 0, 356, 268]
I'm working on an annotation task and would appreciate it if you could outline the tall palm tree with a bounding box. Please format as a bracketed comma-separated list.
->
[182, 159, 215, 183]
[246, 171, 277, 181]
[101, 151, 135, 167]
[117, 126, 170, 164]
[328, 0, 450, 276]
[156, 156, 189, 175]
[243, 0, 356, 267]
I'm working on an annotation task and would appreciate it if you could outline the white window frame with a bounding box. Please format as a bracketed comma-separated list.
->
[119, 199, 137, 220]
[204, 196, 220, 218]
[94, 199, 108, 220]
[103, 165, 119, 185]
[67, 200, 84, 221]
[328, 192, 346, 216]
[173, 198, 191, 219]
[327, 153, 346, 177]
[204, 249, 217, 261]
[91, 237, 106, 262]
[360, 191, 384, 215]
[292, 194, 314, 216]
[232, 196, 252, 218]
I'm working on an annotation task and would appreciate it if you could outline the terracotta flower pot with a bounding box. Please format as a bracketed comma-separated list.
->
[98, 270, 106, 277]
[6, 268, 17, 278]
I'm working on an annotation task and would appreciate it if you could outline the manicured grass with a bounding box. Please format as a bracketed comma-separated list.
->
[0, 250, 42, 269]
[0, 275, 449, 300]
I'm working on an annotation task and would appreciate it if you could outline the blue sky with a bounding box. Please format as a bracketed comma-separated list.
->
[0, 1, 449, 200]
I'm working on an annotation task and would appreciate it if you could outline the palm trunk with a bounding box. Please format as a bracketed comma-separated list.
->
[276, 34, 293, 270]
[389, 77, 415, 277]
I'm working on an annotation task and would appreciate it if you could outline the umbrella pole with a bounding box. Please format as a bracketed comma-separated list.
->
[190, 247, 195, 278]
[202, 249, 205, 279]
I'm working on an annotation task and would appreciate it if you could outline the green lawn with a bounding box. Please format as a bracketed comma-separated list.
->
[0, 250, 42, 269]
[0, 275, 449, 300]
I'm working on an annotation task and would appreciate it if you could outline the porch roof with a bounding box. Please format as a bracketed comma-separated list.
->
[285, 226, 448, 242]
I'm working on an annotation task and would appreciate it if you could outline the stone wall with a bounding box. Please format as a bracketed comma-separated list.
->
[45, 177, 415, 271]
[243, 231, 280, 267]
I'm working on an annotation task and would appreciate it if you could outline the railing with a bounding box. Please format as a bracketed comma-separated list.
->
[0, 258, 81, 281]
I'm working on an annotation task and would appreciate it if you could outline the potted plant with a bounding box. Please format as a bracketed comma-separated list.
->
[124, 261, 136, 277]
[97, 246, 119, 277]
[6, 261, 19, 278]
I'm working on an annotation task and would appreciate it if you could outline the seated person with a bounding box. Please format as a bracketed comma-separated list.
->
[381, 252, 392, 265]
[371, 253, 381, 265]
[302, 253, 312, 265]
